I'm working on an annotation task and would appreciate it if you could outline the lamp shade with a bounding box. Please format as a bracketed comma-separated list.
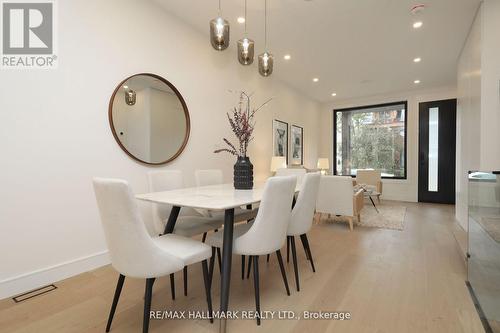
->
[258, 52, 274, 77]
[317, 158, 330, 170]
[210, 17, 230, 51]
[270, 156, 286, 172]
[237, 37, 254, 65]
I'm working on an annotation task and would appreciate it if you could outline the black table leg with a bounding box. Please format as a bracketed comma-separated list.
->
[163, 206, 181, 301]
[163, 206, 181, 235]
[369, 196, 379, 213]
[219, 208, 235, 333]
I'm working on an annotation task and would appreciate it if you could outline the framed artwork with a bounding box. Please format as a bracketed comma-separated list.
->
[291, 125, 304, 165]
[273, 119, 288, 163]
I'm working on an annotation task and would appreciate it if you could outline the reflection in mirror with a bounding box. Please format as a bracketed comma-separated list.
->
[109, 74, 190, 165]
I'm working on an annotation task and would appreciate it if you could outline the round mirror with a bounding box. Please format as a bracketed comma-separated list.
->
[108, 73, 190, 165]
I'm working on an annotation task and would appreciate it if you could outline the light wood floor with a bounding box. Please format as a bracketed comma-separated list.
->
[0, 202, 485, 333]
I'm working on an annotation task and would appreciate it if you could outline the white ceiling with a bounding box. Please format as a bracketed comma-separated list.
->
[153, 0, 480, 103]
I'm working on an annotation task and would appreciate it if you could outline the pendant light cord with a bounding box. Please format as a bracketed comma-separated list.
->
[264, 0, 267, 48]
[244, 0, 247, 33]
[218, 0, 221, 15]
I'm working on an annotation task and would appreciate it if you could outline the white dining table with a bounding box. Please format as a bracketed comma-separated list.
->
[136, 181, 298, 333]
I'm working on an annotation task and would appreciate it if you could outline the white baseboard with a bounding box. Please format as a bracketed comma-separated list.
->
[0, 251, 110, 300]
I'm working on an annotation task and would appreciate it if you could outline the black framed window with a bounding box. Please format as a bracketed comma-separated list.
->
[334, 101, 407, 179]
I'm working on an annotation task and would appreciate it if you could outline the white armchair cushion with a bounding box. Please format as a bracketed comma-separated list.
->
[316, 175, 355, 216]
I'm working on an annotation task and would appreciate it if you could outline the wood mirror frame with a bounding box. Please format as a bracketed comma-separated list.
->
[108, 73, 191, 165]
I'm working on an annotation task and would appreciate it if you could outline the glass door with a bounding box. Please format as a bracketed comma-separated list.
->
[468, 171, 500, 332]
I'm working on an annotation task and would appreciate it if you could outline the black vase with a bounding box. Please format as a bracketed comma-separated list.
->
[233, 156, 254, 190]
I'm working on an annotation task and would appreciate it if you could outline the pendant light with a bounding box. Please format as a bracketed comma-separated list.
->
[210, 0, 230, 51]
[237, 0, 255, 65]
[258, 0, 273, 76]
[125, 88, 136, 106]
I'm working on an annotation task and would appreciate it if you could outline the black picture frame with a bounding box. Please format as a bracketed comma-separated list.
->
[291, 125, 304, 166]
[273, 119, 289, 164]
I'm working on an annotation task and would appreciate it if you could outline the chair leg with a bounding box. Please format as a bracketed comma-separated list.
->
[169, 273, 175, 300]
[202, 232, 207, 243]
[143, 278, 155, 333]
[209, 247, 216, 288]
[201, 260, 213, 323]
[276, 250, 290, 296]
[300, 234, 316, 273]
[252, 256, 261, 326]
[266, 254, 270, 263]
[287, 236, 290, 263]
[216, 247, 222, 273]
[246, 254, 252, 279]
[348, 217, 354, 231]
[299, 234, 310, 261]
[290, 236, 300, 291]
[241, 255, 245, 280]
[105, 274, 125, 332]
[183, 266, 188, 296]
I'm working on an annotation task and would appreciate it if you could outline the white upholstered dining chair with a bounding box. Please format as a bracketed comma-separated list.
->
[286, 172, 321, 291]
[315, 175, 364, 231]
[148, 170, 223, 298]
[206, 176, 297, 325]
[93, 178, 213, 333]
[275, 167, 307, 188]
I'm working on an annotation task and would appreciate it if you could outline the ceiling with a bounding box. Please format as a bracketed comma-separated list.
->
[153, 0, 480, 103]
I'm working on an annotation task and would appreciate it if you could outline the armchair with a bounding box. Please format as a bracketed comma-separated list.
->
[355, 169, 383, 202]
[315, 175, 364, 231]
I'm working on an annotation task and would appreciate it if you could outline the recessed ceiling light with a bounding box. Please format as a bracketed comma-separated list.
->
[414, 79, 420, 84]
[237, 17, 245, 24]
[283, 54, 291, 60]
[413, 57, 421, 63]
[331, 93, 337, 97]
[123, 85, 128, 89]
[413, 21, 423, 29]
[313, 78, 319, 82]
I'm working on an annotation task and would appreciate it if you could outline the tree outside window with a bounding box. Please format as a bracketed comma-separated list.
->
[334, 101, 407, 179]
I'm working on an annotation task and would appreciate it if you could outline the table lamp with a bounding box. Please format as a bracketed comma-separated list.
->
[270, 156, 286, 173]
[317, 158, 330, 175]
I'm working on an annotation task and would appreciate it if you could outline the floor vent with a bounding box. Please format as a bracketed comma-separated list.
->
[12, 284, 57, 303]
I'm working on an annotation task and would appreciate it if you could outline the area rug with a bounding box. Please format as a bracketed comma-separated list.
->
[328, 201, 407, 231]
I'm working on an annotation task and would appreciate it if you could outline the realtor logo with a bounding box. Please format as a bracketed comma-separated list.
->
[1, 0, 57, 68]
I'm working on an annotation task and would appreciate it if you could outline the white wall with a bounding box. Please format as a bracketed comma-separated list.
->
[319, 86, 457, 202]
[456, 6, 482, 231]
[480, 0, 500, 170]
[455, 0, 500, 230]
[0, 0, 321, 299]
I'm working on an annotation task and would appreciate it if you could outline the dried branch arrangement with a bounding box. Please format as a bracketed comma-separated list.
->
[214, 91, 272, 157]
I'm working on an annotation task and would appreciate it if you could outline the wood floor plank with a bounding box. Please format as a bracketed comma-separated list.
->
[0, 202, 485, 333]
